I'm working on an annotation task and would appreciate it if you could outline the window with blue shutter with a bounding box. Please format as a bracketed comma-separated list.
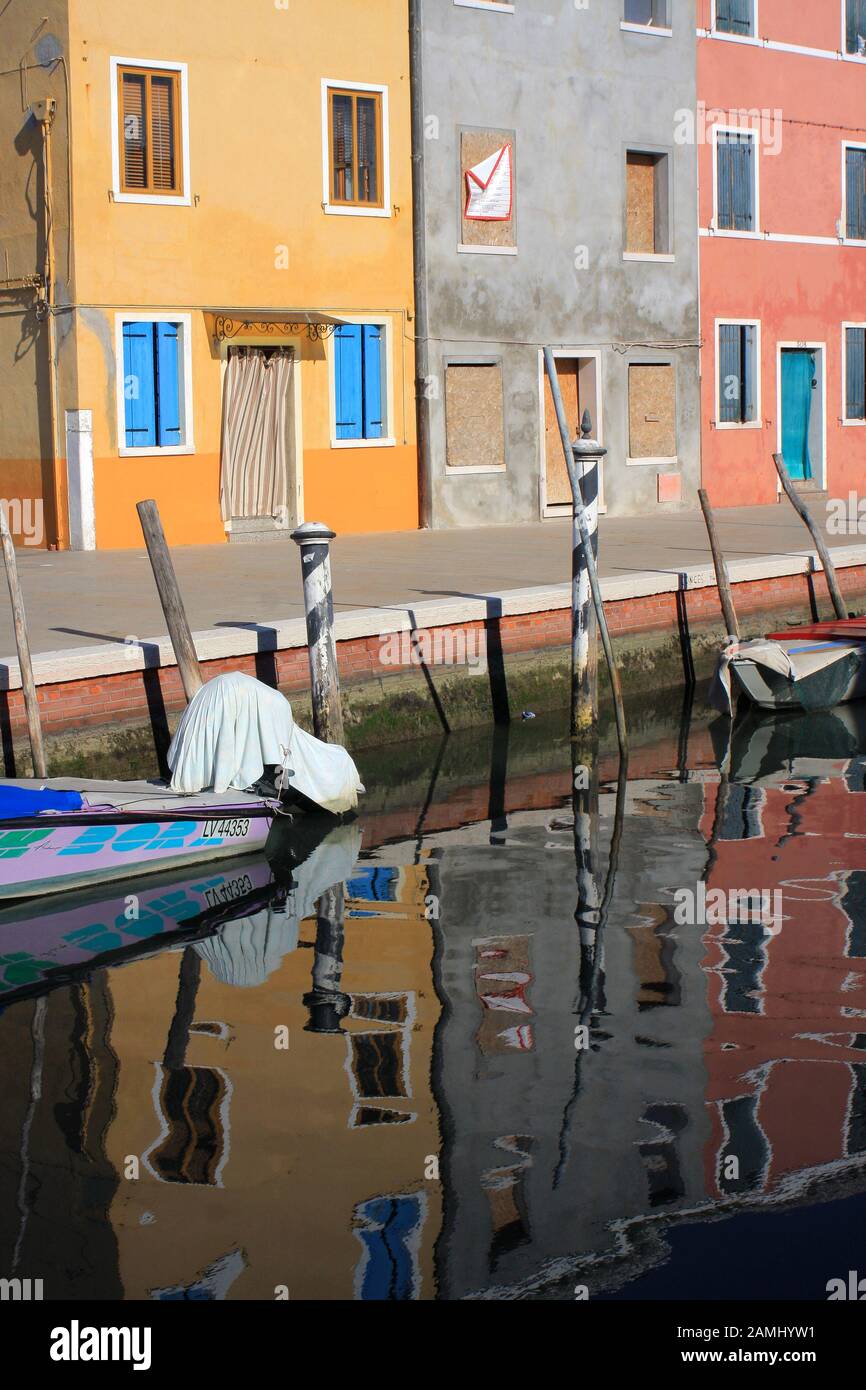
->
[716, 132, 755, 232]
[847, 0, 866, 54]
[846, 149, 866, 240]
[121, 320, 185, 450]
[846, 327, 866, 420]
[715, 0, 754, 36]
[334, 323, 386, 441]
[719, 323, 757, 424]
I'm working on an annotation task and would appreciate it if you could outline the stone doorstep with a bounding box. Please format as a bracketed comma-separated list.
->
[228, 515, 291, 544]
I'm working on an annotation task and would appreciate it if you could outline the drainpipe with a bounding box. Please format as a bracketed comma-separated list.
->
[32, 98, 62, 549]
[409, 0, 432, 528]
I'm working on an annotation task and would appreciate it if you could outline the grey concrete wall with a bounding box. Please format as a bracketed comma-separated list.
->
[419, 0, 700, 526]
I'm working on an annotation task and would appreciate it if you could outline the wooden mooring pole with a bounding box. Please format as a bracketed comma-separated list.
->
[0, 504, 47, 777]
[136, 500, 204, 702]
[291, 521, 345, 745]
[772, 453, 847, 621]
[698, 488, 740, 640]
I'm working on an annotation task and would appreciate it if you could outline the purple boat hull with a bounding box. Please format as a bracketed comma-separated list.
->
[0, 803, 273, 899]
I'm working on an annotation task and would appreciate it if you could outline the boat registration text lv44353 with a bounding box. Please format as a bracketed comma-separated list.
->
[201, 818, 251, 840]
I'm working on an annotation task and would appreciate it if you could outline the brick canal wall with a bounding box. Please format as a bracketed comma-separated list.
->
[2, 551, 865, 760]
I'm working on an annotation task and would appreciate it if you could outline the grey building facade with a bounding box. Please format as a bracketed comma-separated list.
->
[413, 0, 701, 527]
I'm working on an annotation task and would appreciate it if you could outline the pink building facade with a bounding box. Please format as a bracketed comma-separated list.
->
[697, 0, 866, 509]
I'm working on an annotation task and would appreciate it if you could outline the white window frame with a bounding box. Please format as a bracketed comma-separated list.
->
[842, 321, 866, 426]
[454, 0, 515, 11]
[328, 315, 396, 449]
[711, 124, 760, 238]
[110, 56, 191, 207]
[621, 0, 672, 38]
[774, 341, 827, 492]
[714, 318, 762, 430]
[711, 0, 758, 39]
[114, 311, 195, 457]
[321, 80, 391, 219]
[842, 141, 866, 246]
[625, 360, 678, 467]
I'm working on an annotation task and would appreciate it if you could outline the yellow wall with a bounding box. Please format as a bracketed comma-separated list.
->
[64, 0, 417, 547]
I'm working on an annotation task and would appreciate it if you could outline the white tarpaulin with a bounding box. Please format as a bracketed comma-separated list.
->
[167, 672, 364, 815]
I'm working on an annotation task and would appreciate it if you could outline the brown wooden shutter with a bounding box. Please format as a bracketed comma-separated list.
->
[122, 72, 147, 189]
[150, 75, 177, 191]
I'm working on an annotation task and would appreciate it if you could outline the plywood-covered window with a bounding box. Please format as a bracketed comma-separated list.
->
[328, 88, 383, 208]
[625, 151, 670, 255]
[445, 363, 506, 471]
[628, 363, 676, 461]
[118, 66, 182, 195]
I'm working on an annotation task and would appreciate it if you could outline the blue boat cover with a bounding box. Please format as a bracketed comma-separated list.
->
[0, 785, 84, 820]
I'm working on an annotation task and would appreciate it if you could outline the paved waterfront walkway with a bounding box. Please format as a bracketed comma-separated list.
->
[2, 500, 857, 660]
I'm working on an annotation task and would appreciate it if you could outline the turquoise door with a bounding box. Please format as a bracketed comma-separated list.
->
[780, 350, 814, 481]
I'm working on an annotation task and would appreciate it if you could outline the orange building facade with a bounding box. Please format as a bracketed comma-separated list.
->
[0, 0, 418, 549]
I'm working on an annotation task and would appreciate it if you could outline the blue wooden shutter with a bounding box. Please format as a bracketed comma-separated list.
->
[156, 322, 182, 446]
[717, 0, 752, 35]
[362, 324, 384, 439]
[122, 322, 157, 448]
[742, 325, 756, 422]
[847, 327, 866, 420]
[847, 149, 866, 240]
[731, 135, 754, 230]
[717, 138, 734, 230]
[334, 325, 363, 439]
[718, 323, 742, 422]
[847, 1, 866, 53]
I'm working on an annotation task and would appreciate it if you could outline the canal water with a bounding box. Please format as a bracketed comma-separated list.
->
[1, 697, 865, 1301]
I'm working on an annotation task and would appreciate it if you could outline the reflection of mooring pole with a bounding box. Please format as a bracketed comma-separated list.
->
[573, 736, 601, 1012]
[303, 883, 351, 1034]
[163, 947, 202, 1070]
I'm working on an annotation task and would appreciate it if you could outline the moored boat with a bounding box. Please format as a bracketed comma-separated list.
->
[710, 619, 866, 714]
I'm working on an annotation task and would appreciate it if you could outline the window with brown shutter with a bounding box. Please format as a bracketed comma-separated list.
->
[328, 88, 383, 208]
[118, 66, 182, 196]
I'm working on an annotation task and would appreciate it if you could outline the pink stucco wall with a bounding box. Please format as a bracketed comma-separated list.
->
[697, 0, 866, 507]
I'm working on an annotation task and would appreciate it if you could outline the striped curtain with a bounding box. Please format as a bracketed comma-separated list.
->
[219, 348, 293, 521]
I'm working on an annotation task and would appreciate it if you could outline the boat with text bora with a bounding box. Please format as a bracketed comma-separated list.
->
[0, 672, 363, 901]
[711, 619, 866, 714]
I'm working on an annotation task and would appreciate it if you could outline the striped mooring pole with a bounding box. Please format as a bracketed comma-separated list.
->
[570, 411, 605, 735]
[291, 521, 345, 745]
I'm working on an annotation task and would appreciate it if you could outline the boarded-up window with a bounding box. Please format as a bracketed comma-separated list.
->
[628, 364, 676, 459]
[625, 151, 669, 254]
[460, 129, 515, 249]
[118, 66, 182, 195]
[445, 364, 505, 470]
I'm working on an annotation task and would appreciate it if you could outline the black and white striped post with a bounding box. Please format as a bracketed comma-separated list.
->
[570, 411, 604, 734]
[291, 521, 345, 745]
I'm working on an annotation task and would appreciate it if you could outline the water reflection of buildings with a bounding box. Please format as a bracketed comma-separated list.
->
[421, 779, 713, 1299]
[702, 716, 866, 1206]
[3, 714, 866, 1301]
